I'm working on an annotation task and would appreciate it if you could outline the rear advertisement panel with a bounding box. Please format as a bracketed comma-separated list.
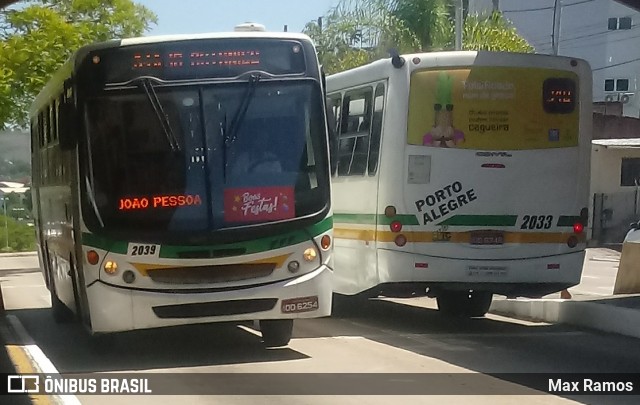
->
[407, 67, 579, 150]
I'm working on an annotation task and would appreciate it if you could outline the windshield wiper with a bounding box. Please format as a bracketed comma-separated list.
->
[137, 78, 181, 152]
[85, 176, 104, 228]
[224, 74, 261, 147]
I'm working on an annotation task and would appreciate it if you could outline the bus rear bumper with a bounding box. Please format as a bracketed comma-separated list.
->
[86, 265, 332, 333]
[376, 249, 585, 297]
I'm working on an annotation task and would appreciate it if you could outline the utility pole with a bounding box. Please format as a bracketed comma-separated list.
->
[455, 0, 463, 50]
[552, 0, 562, 55]
[1, 196, 8, 249]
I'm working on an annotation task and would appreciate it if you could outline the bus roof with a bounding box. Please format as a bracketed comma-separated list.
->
[326, 50, 590, 93]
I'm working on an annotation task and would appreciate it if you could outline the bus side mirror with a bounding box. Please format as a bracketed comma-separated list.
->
[59, 102, 78, 151]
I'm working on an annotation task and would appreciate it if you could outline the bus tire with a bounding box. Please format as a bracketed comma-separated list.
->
[259, 319, 293, 348]
[49, 270, 75, 323]
[436, 291, 493, 318]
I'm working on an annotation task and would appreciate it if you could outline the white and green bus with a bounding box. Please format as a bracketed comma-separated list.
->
[326, 51, 591, 317]
[30, 26, 333, 347]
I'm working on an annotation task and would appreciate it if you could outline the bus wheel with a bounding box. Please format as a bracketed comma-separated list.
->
[49, 271, 75, 323]
[259, 319, 293, 348]
[436, 291, 493, 318]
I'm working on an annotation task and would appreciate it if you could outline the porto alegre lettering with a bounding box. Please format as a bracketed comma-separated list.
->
[414, 181, 477, 224]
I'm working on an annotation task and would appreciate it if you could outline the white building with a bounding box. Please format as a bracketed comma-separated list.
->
[472, 0, 640, 117]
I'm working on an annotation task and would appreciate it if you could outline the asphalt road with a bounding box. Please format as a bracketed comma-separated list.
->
[1, 251, 638, 405]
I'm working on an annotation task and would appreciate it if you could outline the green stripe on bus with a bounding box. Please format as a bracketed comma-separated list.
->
[81, 216, 332, 257]
[438, 215, 518, 227]
[82, 233, 128, 255]
[557, 216, 581, 227]
[334, 213, 420, 226]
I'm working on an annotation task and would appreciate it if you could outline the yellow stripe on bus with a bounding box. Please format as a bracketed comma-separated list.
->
[334, 227, 586, 244]
[131, 253, 292, 276]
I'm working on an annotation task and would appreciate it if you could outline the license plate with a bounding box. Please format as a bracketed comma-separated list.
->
[470, 231, 504, 245]
[281, 296, 319, 314]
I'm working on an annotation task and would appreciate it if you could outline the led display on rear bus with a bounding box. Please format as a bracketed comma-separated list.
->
[91, 38, 308, 83]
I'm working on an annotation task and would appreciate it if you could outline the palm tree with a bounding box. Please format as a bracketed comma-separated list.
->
[304, 0, 533, 74]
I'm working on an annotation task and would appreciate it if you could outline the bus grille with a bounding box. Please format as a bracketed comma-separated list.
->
[147, 263, 275, 284]
[152, 298, 278, 318]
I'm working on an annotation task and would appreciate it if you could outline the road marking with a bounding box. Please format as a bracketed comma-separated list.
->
[4, 315, 81, 405]
[581, 275, 600, 279]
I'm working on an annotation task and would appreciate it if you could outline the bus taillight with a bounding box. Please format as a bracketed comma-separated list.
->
[573, 222, 584, 234]
[395, 234, 407, 247]
[390, 221, 402, 233]
[384, 205, 397, 217]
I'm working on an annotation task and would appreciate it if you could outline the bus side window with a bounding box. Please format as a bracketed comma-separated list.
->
[326, 95, 342, 176]
[338, 87, 372, 176]
[368, 83, 385, 176]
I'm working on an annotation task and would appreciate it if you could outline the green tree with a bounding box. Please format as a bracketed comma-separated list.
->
[462, 12, 534, 52]
[0, 214, 35, 252]
[305, 0, 533, 74]
[304, 0, 419, 74]
[0, 0, 157, 128]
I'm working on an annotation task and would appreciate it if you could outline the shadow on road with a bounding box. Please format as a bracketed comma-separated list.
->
[292, 297, 640, 405]
[5, 308, 308, 373]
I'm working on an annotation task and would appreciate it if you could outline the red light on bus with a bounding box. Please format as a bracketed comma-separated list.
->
[390, 220, 402, 233]
[547, 263, 560, 270]
[573, 222, 584, 234]
[87, 250, 100, 265]
[321, 235, 331, 250]
[395, 234, 407, 247]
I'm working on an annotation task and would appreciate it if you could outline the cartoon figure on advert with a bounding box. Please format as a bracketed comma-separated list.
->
[422, 72, 465, 148]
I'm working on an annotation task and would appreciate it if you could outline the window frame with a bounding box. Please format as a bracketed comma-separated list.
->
[336, 86, 373, 177]
[621, 157, 640, 187]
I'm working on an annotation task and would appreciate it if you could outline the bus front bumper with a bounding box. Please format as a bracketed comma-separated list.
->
[86, 265, 332, 333]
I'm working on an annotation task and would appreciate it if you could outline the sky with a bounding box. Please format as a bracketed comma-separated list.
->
[135, 0, 342, 36]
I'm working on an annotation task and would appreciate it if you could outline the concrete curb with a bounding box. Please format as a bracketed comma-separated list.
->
[490, 298, 640, 339]
[0, 251, 37, 258]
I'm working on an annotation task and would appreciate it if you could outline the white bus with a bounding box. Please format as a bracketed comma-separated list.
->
[30, 26, 333, 347]
[326, 51, 591, 317]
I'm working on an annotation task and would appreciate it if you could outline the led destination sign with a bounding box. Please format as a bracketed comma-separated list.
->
[118, 194, 203, 211]
[543, 78, 576, 114]
[132, 50, 262, 70]
[94, 39, 307, 82]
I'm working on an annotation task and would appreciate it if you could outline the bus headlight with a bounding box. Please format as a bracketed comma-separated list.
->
[104, 261, 118, 275]
[123, 270, 136, 284]
[303, 248, 317, 262]
[287, 261, 300, 273]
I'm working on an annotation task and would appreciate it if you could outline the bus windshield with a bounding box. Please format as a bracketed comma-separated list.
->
[83, 80, 328, 236]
